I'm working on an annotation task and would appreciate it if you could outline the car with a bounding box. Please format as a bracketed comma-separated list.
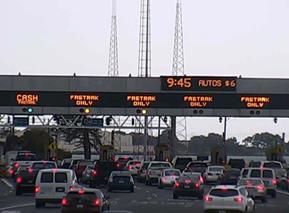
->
[261, 161, 286, 182]
[115, 157, 133, 170]
[158, 168, 181, 189]
[204, 166, 225, 183]
[173, 173, 204, 200]
[241, 167, 277, 198]
[145, 161, 172, 185]
[107, 171, 134, 192]
[9, 152, 38, 177]
[238, 178, 267, 203]
[184, 162, 207, 177]
[68, 159, 83, 170]
[219, 168, 241, 185]
[137, 161, 150, 182]
[81, 165, 94, 184]
[204, 185, 255, 213]
[172, 156, 194, 172]
[125, 160, 142, 176]
[279, 169, 289, 191]
[15, 161, 57, 195]
[228, 158, 246, 170]
[34, 168, 78, 208]
[90, 161, 122, 187]
[61, 188, 110, 213]
[75, 160, 94, 179]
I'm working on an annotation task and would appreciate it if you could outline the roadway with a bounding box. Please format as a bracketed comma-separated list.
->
[0, 180, 289, 213]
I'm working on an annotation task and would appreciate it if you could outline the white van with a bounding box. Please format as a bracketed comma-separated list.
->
[35, 168, 78, 208]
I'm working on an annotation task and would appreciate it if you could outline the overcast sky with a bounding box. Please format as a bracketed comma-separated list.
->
[1, 0, 289, 141]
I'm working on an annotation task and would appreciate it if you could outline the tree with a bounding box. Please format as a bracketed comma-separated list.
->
[242, 132, 283, 149]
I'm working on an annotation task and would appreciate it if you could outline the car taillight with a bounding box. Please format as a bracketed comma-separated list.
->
[35, 185, 41, 193]
[204, 195, 213, 202]
[16, 177, 22, 183]
[287, 178, 289, 183]
[175, 181, 180, 188]
[234, 196, 243, 204]
[257, 184, 265, 192]
[61, 198, 69, 206]
[128, 166, 132, 170]
[93, 198, 101, 206]
[272, 179, 277, 185]
[28, 167, 33, 173]
[9, 169, 14, 175]
[78, 189, 85, 195]
[195, 182, 200, 188]
[162, 177, 168, 182]
[92, 170, 97, 176]
[199, 176, 204, 184]
[14, 163, 19, 168]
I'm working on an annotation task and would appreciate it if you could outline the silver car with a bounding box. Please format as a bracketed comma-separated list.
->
[158, 169, 181, 188]
[238, 178, 267, 203]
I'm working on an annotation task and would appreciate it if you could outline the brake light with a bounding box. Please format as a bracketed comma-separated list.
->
[175, 181, 180, 188]
[61, 198, 69, 206]
[116, 163, 120, 168]
[272, 179, 277, 185]
[257, 184, 265, 192]
[234, 196, 243, 204]
[93, 198, 101, 206]
[92, 170, 97, 176]
[35, 185, 41, 193]
[204, 195, 213, 202]
[128, 166, 132, 170]
[28, 167, 33, 173]
[16, 177, 22, 183]
[199, 176, 204, 184]
[14, 163, 19, 168]
[195, 182, 200, 188]
[9, 169, 14, 175]
[78, 189, 85, 195]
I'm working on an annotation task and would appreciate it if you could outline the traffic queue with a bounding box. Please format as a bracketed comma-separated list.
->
[3, 151, 289, 213]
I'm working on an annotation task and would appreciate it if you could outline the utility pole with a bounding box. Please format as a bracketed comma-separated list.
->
[223, 117, 227, 163]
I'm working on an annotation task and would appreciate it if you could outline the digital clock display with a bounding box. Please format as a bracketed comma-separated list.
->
[161, 76, 237, 91]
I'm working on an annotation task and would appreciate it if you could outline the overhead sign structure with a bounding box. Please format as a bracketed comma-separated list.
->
[0, 75, 289, 117]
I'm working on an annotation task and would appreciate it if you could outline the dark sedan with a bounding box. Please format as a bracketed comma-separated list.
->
[173, 173, 204, 200]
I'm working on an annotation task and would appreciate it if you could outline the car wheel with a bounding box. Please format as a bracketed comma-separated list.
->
[173, 193, 178, 199]
[35, 200, 44, 208]
[271, 190, 276, 198]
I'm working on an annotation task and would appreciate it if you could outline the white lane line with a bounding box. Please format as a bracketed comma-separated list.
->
[277, 190, 289, 196]
[0, 203, 34, 211]
[145, 190, 150, 193]
[152, 193, 158, 198]
[147, 197, 152, 200]
[0, 178, 13, 189]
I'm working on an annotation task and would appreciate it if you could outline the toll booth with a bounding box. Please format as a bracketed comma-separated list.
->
[100, 145, 115, 161]
[211, 147, 226, 165]
[266, 145, 285, 162]
[155, 144, 170, 161]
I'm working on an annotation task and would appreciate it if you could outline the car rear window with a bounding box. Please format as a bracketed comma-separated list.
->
[67, 191, 96, 200]
[150, 163, 171, 168]
[55, 172, 68, 183]
[209, 167, 223, 172]
[165, 170, 180, 176]
[263, 162, 281, 168]
[210, 189, 239, 197]
[250, 169, 261, 178]
[263, 170, 273, 178]
[188, 163, 207, 168]
[224, 170, 240, 176]
[175, 158, 192, 166]
[249, 161, 261, 167]
[79, 161, 92, 166]
[16, 154, 37, 161]
[33, 163, 56, 169]
[239, 179, 262, 186]
[180, 175, 199, 182]
[41, 172, 53, 183]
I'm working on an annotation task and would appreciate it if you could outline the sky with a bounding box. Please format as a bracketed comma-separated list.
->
[0, 0, 289, 141]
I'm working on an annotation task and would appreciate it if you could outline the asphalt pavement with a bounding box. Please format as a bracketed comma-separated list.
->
[0, 179, 289, 213]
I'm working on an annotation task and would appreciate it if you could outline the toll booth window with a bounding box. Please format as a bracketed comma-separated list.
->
[55, 172, 68, 183]
[251, 169, 261, 178]
[41, 172, 53, 183]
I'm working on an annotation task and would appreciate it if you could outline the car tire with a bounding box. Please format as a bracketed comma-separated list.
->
[271, 190, 276, 198]
[173, 193, 178, 199]
[35, 200, 44, 208]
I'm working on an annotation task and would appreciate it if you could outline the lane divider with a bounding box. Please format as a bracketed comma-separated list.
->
[0, 178, 13, 189]
[0, 202, 34, 211]
[277, 190, 289, 196]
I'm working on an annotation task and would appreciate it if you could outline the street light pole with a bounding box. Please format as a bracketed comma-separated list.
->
[223, 116, 227, 164]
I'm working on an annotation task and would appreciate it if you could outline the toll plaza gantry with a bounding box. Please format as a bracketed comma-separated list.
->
[1, 75, 289, 127]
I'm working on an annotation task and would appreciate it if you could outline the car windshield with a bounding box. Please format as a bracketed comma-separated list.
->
[263, 162, 282, 168]
[32, 163, 56, 169]
[209, 167, 223, 172]
[150, 163, 170, 168]
[210, 189, 239, 197]
[263, 170, 273, 178]
[165, 170, 180, 176]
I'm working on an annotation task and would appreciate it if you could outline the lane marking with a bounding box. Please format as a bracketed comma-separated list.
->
[0, 178, 13, 189]
[277, 190, 289, 196]
[152, 193, 158, 198]
[0, 203, 34, 211]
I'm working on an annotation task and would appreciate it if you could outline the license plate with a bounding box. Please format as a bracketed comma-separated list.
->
[56, 187, 65, 192]
[77, 204, 83, 208]
[184, 185, 190, 189]
[27, 180, 33, 183]
[119, 180, 125, 184]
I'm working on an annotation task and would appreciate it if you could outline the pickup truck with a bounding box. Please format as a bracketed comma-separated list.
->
[9, 152, 39, 177]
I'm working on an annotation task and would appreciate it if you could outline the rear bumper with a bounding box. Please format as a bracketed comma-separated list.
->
[61, 207, 101, 213]
[173, 188, 203, 196]
[108, 183, 134, 190]
[204, 204, 245, 211]
[205, 176, 219, 182]
[36, 198, 62, 204]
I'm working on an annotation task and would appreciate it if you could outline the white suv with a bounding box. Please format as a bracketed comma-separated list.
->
[204, 185, 255, 213]
[145, 161, 172, 185]
[35, 169, 78, 208]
